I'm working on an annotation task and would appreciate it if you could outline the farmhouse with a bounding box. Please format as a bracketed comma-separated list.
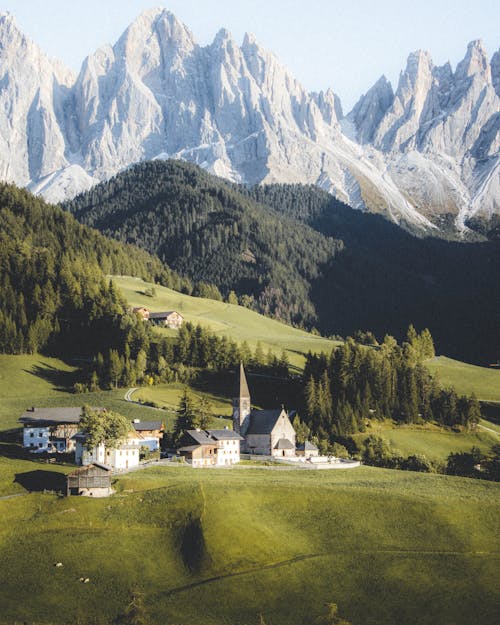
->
[18, 407, 103, 453]
[132, 419, 164, 450]
[149, 310, 183, 328]
[178, 428, 243, 467]
[132, 306, 150, 320]
[233, 364, 297, 457]
[74, 430, 142, 470]
[66, 463, 113, 497]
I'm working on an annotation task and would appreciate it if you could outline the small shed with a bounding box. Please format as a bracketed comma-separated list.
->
[296, 441, 319, 458]
[66, 463, 113, 497]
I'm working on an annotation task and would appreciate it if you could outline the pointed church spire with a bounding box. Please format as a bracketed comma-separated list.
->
[239, 362, 250, 399]
[233, 362, 251, 436]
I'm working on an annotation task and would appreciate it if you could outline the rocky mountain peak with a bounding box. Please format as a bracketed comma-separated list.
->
[455, 39, 491, 81]
[0, 13, 497, 236]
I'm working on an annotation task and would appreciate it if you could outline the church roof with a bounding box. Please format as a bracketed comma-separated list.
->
[237, 362, 250, 399]
[246, 409, 286, 435]
[274, 438, 295, 450]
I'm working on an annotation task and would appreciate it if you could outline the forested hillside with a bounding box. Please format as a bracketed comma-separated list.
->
[65, 161, 500, 363]
[0, 183, 188, 356]
[64, 160, 342, 327]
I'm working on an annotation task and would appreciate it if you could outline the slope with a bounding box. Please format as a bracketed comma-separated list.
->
[112, 275, 337, 368]
[0, 466, 498, 625]
[65, 161, 500, 363]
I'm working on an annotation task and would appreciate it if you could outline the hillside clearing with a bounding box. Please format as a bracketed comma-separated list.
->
[111, 275, 338, 368]
[426, 356, 500, 402]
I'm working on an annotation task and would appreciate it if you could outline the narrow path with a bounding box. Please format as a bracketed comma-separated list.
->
[124, 387, 138, 402]
[0, 492, 28, 501]
[161, 547, 496, 598]
[477, 423, 499, 436]
[164, 553, 322, 597]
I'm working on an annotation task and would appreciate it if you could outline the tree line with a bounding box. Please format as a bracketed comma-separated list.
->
[301, 326, 481, 440]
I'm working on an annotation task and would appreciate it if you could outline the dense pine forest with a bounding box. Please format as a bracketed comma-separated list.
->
[64, 160, 342, 328]
[64, 160, 500, 363]
[0, 183, 188, 356]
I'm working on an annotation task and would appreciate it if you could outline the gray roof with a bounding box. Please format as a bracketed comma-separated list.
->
[207, 429, 244, 441]
[132, 421, 163, 432]
[19, 407, 103, 425]
[274, 438, 295, 450]
[296, 441, 319, 451]
[245, 409, 287, 435]
[184, 430, 214, 445]
[149, 311, 181, 319]
[68, 463, 112, 477]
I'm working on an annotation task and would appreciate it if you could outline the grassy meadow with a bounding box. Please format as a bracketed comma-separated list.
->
[0, 465, 498, 625]
[353, 420, 498, 464]
[426, 356, 500, 402]
[111, 275, 338, 368]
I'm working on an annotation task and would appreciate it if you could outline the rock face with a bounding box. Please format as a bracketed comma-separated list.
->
[0, 9, 499, 235]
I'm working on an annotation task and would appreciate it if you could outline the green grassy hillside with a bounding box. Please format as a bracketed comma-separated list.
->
[0, 466, 498, 625]
[112, 275, 337, 368]
[353, 421, 498, 464]
[0, 355, 167, 432]
[426, 356, 500, 402]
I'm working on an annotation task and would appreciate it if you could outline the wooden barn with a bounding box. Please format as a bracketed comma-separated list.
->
[66, 463, 113, 497]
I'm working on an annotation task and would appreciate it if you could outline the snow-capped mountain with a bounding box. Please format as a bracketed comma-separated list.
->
[0, 9, 498, 236]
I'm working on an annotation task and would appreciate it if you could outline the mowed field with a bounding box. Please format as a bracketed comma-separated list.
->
[353, 420, 498, 464]
[426, 356, 500, 402]
[0, 465, 498, 625]
[112, 275, 338, 368]
[0, 354, 167, 432]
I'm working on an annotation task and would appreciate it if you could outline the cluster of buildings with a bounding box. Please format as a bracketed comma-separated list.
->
[131, 307, 183, 329]
[18, 364, 321, 494]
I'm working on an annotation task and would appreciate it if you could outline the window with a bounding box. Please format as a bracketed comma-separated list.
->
[29, 432, 34, 438]
[38, 443, 43, 448]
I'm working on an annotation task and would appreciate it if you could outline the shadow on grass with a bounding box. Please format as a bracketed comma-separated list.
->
[14, 470, 66, 493]
[23, 361, 78, 393]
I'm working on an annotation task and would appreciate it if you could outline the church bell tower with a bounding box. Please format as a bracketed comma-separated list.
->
[233, 362, 251, 435]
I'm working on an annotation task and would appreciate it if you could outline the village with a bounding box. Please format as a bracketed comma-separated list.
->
[18, 364, 359, 497]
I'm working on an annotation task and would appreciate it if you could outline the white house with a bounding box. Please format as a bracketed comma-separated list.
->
[18, 407, 101, 453]
[74, 431, 142, 470]
[178, 428, 243, 467]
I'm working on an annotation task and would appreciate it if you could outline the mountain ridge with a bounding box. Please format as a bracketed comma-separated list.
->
[0, 9, 499, 237]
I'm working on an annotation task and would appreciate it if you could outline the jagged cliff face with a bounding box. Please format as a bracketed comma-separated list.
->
[0, 8, 498, 236]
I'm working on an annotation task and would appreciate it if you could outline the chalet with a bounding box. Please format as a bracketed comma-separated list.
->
[18, 407, 103, 453]
[149, 310, 183, 329]
[131, 419, 164, 451]
[296, 441, 320, 458]
[178, 428, 243, 467]
[132, 307, 150, 320]
[74, 430, 142, 470]
[66, 463, 113, 497]
[232, 364, 297, 457]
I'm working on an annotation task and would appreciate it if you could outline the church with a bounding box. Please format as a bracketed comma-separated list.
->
[232, 363, 297, 457]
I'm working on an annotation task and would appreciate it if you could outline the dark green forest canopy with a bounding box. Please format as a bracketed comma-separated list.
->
[64, 160, 342, 328]
[0, 183, 187, 356]
[64, 160, 500, 363]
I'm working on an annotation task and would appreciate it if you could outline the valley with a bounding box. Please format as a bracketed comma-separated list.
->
[0, 5, 499, 625]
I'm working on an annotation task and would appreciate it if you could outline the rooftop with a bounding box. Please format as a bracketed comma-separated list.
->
[246, 408, 288, 435]
[19, 407, 104, 425]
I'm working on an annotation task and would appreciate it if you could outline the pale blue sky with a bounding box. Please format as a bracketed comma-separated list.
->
[2, 0, 499, 111]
